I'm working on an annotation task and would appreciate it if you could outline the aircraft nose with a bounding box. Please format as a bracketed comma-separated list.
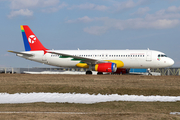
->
[168, 58, 174, 66]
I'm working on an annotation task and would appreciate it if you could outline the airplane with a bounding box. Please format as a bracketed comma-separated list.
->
[8, 25, 174, 75]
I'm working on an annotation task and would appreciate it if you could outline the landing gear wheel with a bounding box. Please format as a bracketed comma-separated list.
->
[86, 71, 92, 75]
[148, 73, 152, 76]
[97, 72, 103, 75]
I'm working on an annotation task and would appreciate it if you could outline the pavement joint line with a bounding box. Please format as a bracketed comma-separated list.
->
[1, 111, 176, 115]
[0, 112, 86, 114]
[0, 112, 139, 115]
[0, 112, 118, 114]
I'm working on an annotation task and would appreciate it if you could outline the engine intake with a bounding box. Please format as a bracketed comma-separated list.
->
[95, 63, 117, 73]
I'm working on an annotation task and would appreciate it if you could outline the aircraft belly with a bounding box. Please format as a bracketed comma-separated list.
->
[47, 57, 78, 67]
[121, 58, 139, 68]
[121, 59, 158, 68]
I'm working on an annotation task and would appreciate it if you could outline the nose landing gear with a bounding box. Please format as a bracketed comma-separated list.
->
[148, 68, 152, 76]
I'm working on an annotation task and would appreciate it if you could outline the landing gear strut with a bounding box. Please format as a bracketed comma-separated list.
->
[148, 68, 152, 76]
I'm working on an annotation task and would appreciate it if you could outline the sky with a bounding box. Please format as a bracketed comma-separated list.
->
[0, 0, 180, 67]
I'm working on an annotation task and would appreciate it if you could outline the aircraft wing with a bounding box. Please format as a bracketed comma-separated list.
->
[48, 51, 106, 64]
[8, 50, 34, 57]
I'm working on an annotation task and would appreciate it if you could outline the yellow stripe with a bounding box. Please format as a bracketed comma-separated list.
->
[76, 63, 89, 68]
[20, 25, 24, 31]
[95, 64, 98, 71]
[104, 60, 124, 68]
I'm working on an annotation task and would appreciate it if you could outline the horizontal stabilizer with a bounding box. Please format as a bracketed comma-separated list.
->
[8, 50, 34, 57]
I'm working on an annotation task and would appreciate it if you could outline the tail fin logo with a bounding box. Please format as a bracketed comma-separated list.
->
[28, 35, 36, 44]
[21, 25, 48, 51]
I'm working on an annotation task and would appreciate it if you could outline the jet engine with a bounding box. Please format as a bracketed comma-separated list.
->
[95, 63, 117, 73]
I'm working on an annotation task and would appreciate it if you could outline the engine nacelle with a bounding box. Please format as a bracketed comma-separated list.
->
[95, 63, 117, 73]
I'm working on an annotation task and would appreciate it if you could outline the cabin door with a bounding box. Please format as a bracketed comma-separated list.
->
[146, 51, 152, 61]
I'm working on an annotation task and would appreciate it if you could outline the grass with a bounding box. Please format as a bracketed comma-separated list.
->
[0, 74, 180, 119]
[0, 102, 180, 119]
[0, 74, 180, 96]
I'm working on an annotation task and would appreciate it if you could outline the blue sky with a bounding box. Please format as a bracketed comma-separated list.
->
[0, 0, 180, 67]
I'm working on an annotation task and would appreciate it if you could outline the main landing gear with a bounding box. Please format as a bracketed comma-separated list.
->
[86, 71, 92, 74]
[86, 71, 103, 75]
[97, 72, 103, 75]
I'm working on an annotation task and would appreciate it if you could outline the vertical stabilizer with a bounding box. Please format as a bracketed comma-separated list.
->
[21, 25, 48, 51]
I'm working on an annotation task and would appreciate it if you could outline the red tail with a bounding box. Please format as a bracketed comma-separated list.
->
[21, 25, 48, 51]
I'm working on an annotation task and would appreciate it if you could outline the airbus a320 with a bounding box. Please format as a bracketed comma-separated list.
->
[8, 25, 174, 74]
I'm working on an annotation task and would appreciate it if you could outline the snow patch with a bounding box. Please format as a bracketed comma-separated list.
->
[0, 93, 180, 104]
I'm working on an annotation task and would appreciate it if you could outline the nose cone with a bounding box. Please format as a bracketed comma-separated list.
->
[168, 58, 174, 66]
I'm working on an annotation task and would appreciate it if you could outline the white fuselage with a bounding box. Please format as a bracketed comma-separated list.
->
[19, 49, 174, 69]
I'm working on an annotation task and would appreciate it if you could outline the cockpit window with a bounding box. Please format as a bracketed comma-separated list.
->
[158, 54, 167, 57]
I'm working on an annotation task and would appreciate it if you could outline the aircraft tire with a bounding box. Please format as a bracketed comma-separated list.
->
[86, 71, 92, 75]
[97, 72, 103, 75]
